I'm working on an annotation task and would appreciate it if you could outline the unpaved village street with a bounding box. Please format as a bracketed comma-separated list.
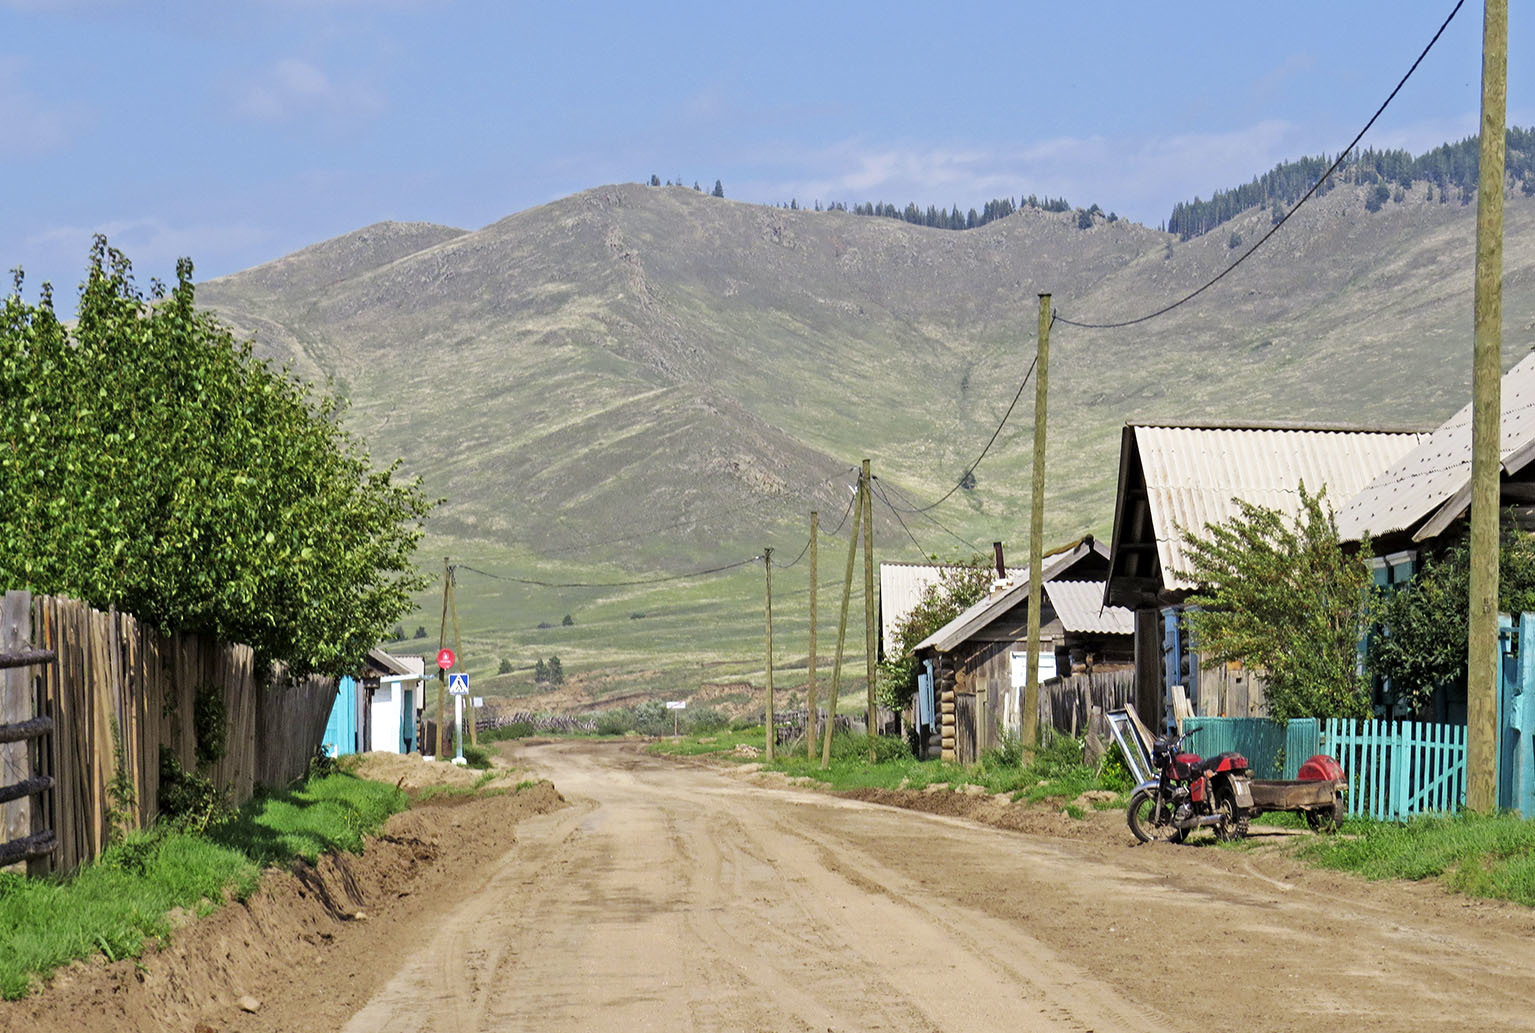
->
[8, 739, 1535, 1033]
[336, 741, 1533, 1033]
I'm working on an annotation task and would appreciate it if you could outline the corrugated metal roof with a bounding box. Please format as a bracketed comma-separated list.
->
[1136, 424, 1428, 591]
[880, 561, 1022, 654]
[1336, 353, 1535, 542]
[1043, 581, 1134, 635]
[913, 541, 1108, 653]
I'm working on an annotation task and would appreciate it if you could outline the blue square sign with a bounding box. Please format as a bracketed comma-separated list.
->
[448, 672, 470, 695]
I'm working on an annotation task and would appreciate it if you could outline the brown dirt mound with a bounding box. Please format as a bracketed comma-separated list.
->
[836, 785, 1119, 840]
[0, 780, 565, 1033]
[345, 749, 526, 790]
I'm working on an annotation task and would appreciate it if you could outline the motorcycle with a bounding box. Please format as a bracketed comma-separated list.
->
[1126, 728, 1254, 843]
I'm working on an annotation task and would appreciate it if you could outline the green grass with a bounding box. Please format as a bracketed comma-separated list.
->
[1296, 811, 1535, 907]
[647, 726, 768, 756]
[658, 728, 1120, 805]
[0, 772, 406, 999]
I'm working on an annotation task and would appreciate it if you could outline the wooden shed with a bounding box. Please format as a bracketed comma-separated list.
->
[912, 538, 1131, 763]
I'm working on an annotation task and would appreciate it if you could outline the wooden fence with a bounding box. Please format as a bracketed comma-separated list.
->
[1322, 718, 1467, 821]
[0, 591, 338, 875]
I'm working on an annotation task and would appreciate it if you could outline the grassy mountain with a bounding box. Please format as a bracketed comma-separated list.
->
[196, 178, 1535, 709]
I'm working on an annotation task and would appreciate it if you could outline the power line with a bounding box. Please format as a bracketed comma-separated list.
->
[538, 465, 858, 556]
[870, 478, 934, 561]
[1056, 0, 1465, 331]
[772, 480, 860, 569]
[455, 557, 760, 589]
[873, 476, 986, 555]
[888, 352, 1040, 515]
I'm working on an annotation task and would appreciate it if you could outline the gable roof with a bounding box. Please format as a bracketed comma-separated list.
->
[879, 560, 1023, 655]
[1043, 580, 1135, 636]
[1105, 421, 1430, 605]
[913, 538, 1111, 654]
[1337, 353, 1535, 544]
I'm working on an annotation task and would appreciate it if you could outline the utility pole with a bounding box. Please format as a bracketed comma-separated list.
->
[823, 478, 864, 769]
[1467, 0, 1506, 813]
[862, 460, 878, 761]
[447, 562, 466, 761]
[764, 546, 775, 762]
[435, 556, 450, 759]
[807, 510, 819, 760]
[1023, 294, 1051, 759]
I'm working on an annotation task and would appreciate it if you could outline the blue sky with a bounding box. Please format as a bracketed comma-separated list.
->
[2, 1, 1529, 303]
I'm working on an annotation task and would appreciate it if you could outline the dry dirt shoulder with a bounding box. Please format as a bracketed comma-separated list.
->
[0, 756, 565, 1033]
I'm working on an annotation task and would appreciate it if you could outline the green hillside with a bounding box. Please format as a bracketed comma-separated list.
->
[196, 178, 1535, 712]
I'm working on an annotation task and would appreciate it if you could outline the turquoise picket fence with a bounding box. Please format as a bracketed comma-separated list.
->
[1321, 718, 1466, 821]
[1182, 717, 1319, 779]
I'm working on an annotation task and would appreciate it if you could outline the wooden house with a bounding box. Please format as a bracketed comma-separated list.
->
[911, 537, 1131, 762]
[1102, 420, 1430, 728]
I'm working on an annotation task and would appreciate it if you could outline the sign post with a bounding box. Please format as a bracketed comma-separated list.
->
[666, 700, 686, 737]
[448, 672, 470, 764]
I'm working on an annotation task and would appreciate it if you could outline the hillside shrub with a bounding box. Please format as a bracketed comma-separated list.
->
[594, 709, 635, 736]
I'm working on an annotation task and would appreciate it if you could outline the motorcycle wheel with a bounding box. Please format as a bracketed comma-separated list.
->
[1127, 789, 1186, 844]
[1214, 786, 1248, 842]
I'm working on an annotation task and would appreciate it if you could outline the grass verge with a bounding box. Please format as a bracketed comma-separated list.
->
[0, 771, 405, 999]
[1295, 811, 1535, 907]
[654, 727, 1128, 808]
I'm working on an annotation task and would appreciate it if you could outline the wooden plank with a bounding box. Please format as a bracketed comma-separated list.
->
[1, 591, 34, 863]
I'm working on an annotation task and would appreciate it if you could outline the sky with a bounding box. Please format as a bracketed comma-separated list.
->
[1, 1, 1530, 305]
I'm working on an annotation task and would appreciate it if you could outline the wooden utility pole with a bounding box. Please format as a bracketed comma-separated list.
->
[1467, 0, 1506, 813]
[447, 564, 470, 751]
[807, 510, 819, 759]
[1023, 294, 1051, 758]
[435, 556, 450, 759]
[823, 479, 864, 769]
[861, 460, 878, 761]
[764, 546, 775, 762]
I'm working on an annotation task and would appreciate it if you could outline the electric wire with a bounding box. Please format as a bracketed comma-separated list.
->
[771, 480, 860, 569]
[456, 557, 760, 589]
[537, 465, 858, 556]
[889, 352, 1039, 515]
[873, 476, 987, 555]
[1055, 0, 1465, 331]
[870, 478, 934, 561]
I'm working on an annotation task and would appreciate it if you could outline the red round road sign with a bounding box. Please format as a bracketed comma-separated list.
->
[436, 648, 456, 670]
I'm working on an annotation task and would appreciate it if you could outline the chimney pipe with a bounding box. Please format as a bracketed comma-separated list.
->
[993, 542, 1006, 579]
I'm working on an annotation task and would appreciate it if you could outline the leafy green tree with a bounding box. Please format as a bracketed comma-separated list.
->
[875, 561, 993, 710]
[413, 626, 428, 639]
[0, 239, 432, 676]
[498, 658, 513, 675]
[1179, 486, 1373, 721]
[561, 614, 575, 627]
[712, 179, 725, 198]
[534, 658, 548, 682]
[1369, 519, 1535, 715]
[547, 655, 564, 685]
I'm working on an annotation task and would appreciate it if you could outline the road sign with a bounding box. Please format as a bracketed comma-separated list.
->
[448, 672, 470, 695]
[436, 648, 456, 670]
[665, 700, 686, 710]
[472, 697, 483, 708]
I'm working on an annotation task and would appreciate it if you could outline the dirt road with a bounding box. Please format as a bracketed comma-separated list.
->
[331, 741, 1535, 1033]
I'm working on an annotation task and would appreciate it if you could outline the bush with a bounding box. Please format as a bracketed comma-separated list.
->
[632, 700, 671, 736]
[826, 732, 909, 763]
[461, 744, 492, 770]
[594, 708, 635, 736]
[684, 707, 729, 733]
[483, 721, 534, 742]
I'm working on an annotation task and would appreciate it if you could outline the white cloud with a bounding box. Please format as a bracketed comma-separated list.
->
[235, 57, 382, 124]
[0, 56, 72, 157]
[738, 120, 1344, 226]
